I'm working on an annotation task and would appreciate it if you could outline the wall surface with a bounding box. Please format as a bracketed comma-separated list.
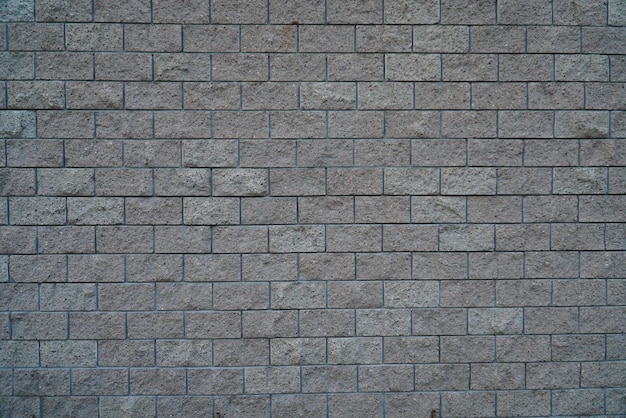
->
[1, 0, 626, 416]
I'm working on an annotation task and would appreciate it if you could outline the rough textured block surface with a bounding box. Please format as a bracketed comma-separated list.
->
[1, 1, 625, 417]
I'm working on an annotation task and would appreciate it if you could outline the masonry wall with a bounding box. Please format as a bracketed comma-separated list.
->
[1, 0, 625, 417]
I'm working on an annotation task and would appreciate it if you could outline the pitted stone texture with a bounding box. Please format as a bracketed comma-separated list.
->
[2, 1, 625, 415]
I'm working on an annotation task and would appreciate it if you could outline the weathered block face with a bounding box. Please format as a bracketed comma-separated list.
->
[1, 0, 625, 416]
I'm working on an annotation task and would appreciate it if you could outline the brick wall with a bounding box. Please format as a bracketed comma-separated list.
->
[1, 0, 625, 416]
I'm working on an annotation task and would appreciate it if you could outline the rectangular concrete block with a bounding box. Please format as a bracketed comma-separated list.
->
[0, 341, 39, 367]
[524, 139, 579, 166]
[383, 225, 438, 252]
[383, 281, 438, 309]
[213, 226, 268, 253]
[298, 253, 354, 281]
[412, 308, 466, 336]
[11, 312, 68, 340]
[327, 281, 383, 308]
[152, 0, 208, 24]
[386, 54, 440, 81]
[270, 337, 326, 365]
[67, 82, 123, 109]
[496, 390, 551, 417]
[154, 111, 209, 139]
[443, 54, 497, 81]
[69, 312, 125, 339]
[415, 82, 470, 109]
[302, 365, 356, 393]
[328, 337, 382, 364]
[385, 111, 440, 138]
[214, 282, 269, 310]
[441, 335, 495, 362]
[411, 196, 466, 223]
[271, 281, 325, 309]
[498, 110, 554, 138]
[40, 283, 96, 311]
[580, 306, 626, 333]
[327, 168, 381, 195]
[468, 139, 523, 166]
[0, 168, 36, 198]
[496, 335, 551, 362]
[270, 53, 326, 81]
[356, 252, 411, 280]
[242, 25, 296, 53]
[471, 363, 524, 390]
[357, 25, 411, 53]
[242, 310, 298, 338]
[154, 225, 212, 253]
[553, 389, 605, 416]
[213, 339, 269, 367]
[97, 111, 152, 139]
[384, 336, 439, 364]
[156, 283, 212, 310]
[357, 140, 411, 166]
[300, 309, 355, 337]
[188, 368, 243, 395]
[68, 254, 125, 283]
[441, 391, 495, 418]
[40, 340, 96, 367]
[355, 196, 410, 223]
[9, 196, 65, 225]
[99, 283, 154, 311]
[68, 197, 124, 225]
[9, 254, 66, 282]
[130, 368, 186, 395]
[14, 369, 70, 396]
[326, 224, 382, 252]
[500, 54, 553, 81]
[126, 254, 183, 282]
[441, 167, 497, 195]
[496, 279, 551, 307]
[300, 82, 356, 110]
[157, 397, 212, 418]
[441, 0, 496, 24]
[495, 224, 550, 251]
[185, 311, 241, 339]
[471, 26, 525, 53]
[0, 283, 38, 311]
[245, 366, 300, 394]
[525, 307, 579, 334]
[358, 365, 413, 392]
[299, 196, 354, 224]
[415, 363, 469, 391]
[269, 0, 324, 23]
[271, 111, 326, 138]
[126, 24, 181, 52]
[415, 26, 468, 53]
[240, 253, 294, 281]
[356, 309, 411, 336]
[530, 80, 586, 109]
[127, 83, 182, 110]
[183, 197, 239, 226]
[7, 81, 64, 109]
[64, 140, 122, 167]
[95, 53, 152, 81]
[551, 223, 605, 250]
[185, 254, 240, 282]
[41, 397, 99, 418]
[66, 24, 123, 51]
[127, 311, 184, 339]
[126, 197, 182, 225]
